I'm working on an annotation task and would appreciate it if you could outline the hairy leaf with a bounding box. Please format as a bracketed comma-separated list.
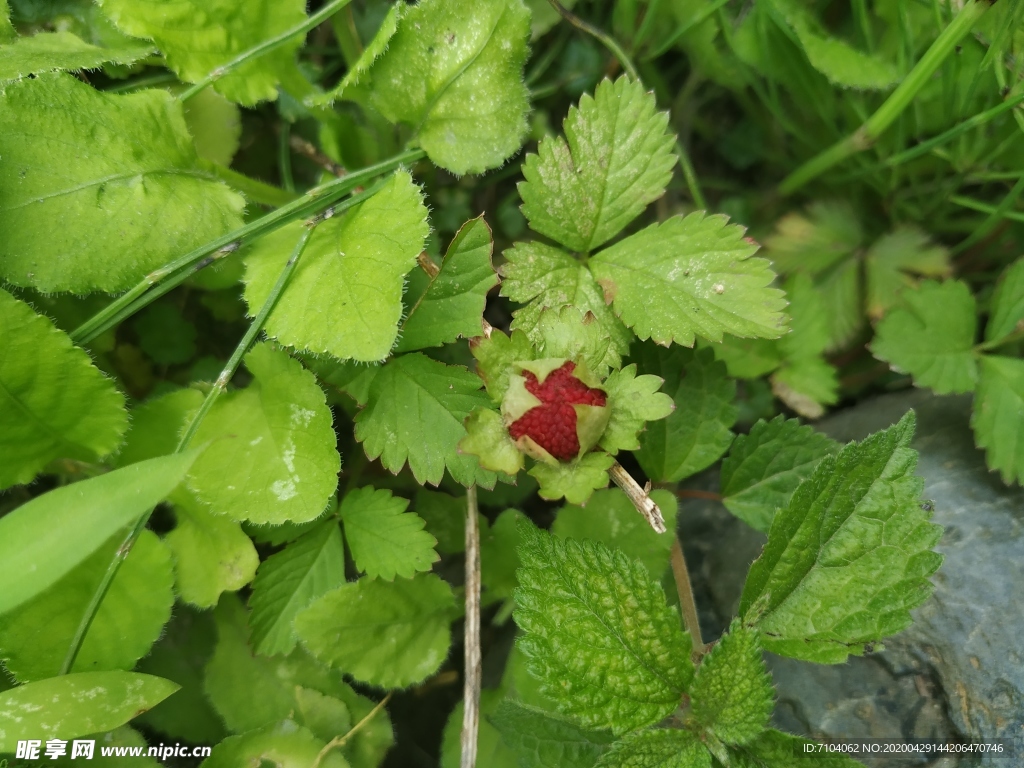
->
[529, 451, 615, 505]
[972, 355, 1024, 484]
[0, 73, 243, 292]
[594, 728, 711, 768]
[339, 486, 438, 581]
[985, 257, 1024, 343]
[311, 2, 401, 105]
[492, 700, 614, 768]
[0, 29, 151, 81]
[514, 522, 693, 734]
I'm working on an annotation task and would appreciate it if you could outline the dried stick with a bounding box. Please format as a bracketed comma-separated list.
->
[460, 485, 482, 768]
[609, 462, 666, 533]
[670, 537, 704, 653]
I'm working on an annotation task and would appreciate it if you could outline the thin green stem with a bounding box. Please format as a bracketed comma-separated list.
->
[61, 227, 315, 676]
[780, 0, 994, 194]
[949, 194, 1024, 224]
[643, 0, 730, 61]
[103, 71, 180, 94]
[70, 150, 424, 345]
[279, 123, 296, 194]
[676, 140, 707, 210]
[203, 160, 300, 207]
[670, 537, 704, 654]
[977, 327, 1024, 352]
[952, 175, 1024, 254]
[178, 0, 355, 102]
[546, 0, 639, 80]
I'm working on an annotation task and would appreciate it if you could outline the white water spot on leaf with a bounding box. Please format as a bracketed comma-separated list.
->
[271, 479, 298, 501]
[290, 404, 317, 427]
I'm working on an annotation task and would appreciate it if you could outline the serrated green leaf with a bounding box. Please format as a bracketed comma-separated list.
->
[332, 685, 395, 768]
[187, 343, 341, 524]
[96, 0, 306, 106]
[779, 272, 830, 359]
[594, 728, 711, 768]
[165, 496, 259, 608]
[705, 337, 783, 380]
[0, 73, 243, 292]
[295, 573, 456, 689]
[864, 227, 950, 320]
[311, 2, 401, 106]
[986, 257, 1024, 343]
[415, 489, 467, 555]
[0, 1, 13, 41]
[368, 0, 530, 174]
[492, 700, 614, 768]
[740, 412, 943, 663]
[529, 451, 615, 505]
[0, 530, 172, 682]
[339, 486, 438, 581]
[0, 29, 151, 81]
[870, 280, 979, 395]
[552, 488, 678, 576]
[354, 353, 495, 487]
[0, 451, 197, 616]
[461, 407, 526, 476]
[0, 672, 179, 752]
[396, 216, 498, 352]
[248, 519, 347, 657]
[472, 327, 536, 403]
[972, 355, 1024, 484]
[770, 357, 838, 420]
[531, 305, 619, 377]
[598, 364, 675, 454]
[764, 201, 862, 275]
[816, 259, 862, 351]
[727, 729, 868, 767]
[0, 288, 127, 488]
[689, 620, 773, 746]
[519, 76, 676, 252]
[244, 171, 429, 362]
[634, 345, 736, 483]
[501, 242, 633, 363]
[720, 416, 839, 533]
[304, 355, 380, 407]
[590, 213, 787, 346]
[201, 721, 349, 768]
[513, 522, 694, 735]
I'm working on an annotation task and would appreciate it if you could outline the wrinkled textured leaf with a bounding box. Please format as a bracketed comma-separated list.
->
[339, 486, 438, 581]
[295, 573, 456, 689]
[0, 73, 243, 292]
[244, 171, 429, 362]
[986, 257, 1024, 343]
[0, 288, 127, 489]
[519, 76, 676, 252]
[594, 728, 711, 768]
[590, 213, 787, 346]
[740, 412, 944, 663]
[202, 721, 349, 768]
[368, 0, 530, 174]
[531, 305, 618, 377]
[972, 355, 1024, 485]
[514, 522, 693, 734]
[529, 451, 615, 505]
[0, 29, 151, 81]
[492, 700, 613, 768]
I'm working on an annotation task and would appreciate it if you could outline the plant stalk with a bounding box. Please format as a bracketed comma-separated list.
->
[670, 537, 704, 653]
[313, 692, 393, 768]
[609, 462, 666, 532]
[546, 0, 640, 81]
[460, 485, 482, 768]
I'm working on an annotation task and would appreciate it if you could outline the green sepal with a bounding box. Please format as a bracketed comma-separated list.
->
[574, 402, 612, 457]
[529, 451, 615, 504]
[600, 364, 675, 454]
[460, 407, 525, 476]
[472, 328, 536, 403]
[532, 306, 616, 378]
[501, 372, 545, 423]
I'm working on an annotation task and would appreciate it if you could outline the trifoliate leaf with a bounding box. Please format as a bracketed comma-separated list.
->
[165, 495, 259, 608]
[187, 343, 341, 524]
[770, 357, 839, 420]
[590, 213, 787, 346]
[492, 700, 614, 768]
[0, 73, 243, 292]
[339, 486, 438, 581]
[0, 530, 172, 682]
[864, 227, 950, 320]
[634, 345, 736, 483]
[764, 201, 862, 275]
[501, 242, 632, 360]
[461, 407, 526, 476]
[599, 364, 675, 454]
[0, 288, 127, 489]
[519, 76, 675, 252]
[311, 3, 402, 105]
[0, 29, 152, 81]
[96, 0, 306, 106]
[472, 328, 536, 402]
[244, 171, 429, 362]
[354, 353, 495, 487]
[248, 519, 347, 657]
[972, 355, 1024, 484]
[368, 0, 530, 174]
[529, 451, 615, 505]
[689, 620, 773, 746]
[202, 721, 348, 768]
[870, 280, 979, 395]
[396, 216, 498, 352]
[740, 412, 943, 663]
[985, 257, 1024, 343]
[720, 416, 839, 533]
[295, 573, 456, 689]
[727, 729, 868, 767]
[594, 728, 711, 768]
[514, 522, 694, 735]
[552, 488, 678, 576]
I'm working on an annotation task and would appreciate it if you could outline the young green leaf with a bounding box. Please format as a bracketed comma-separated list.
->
[870, 280, 979, 395]
[339, 486, 439, 581]
[247, 520, 346, 657]
[201, 721, 348, 768]
[460, 407, 526, 476]
[688, 620, 773, 746]
[985, 257, 1024, 343]
[0, 451, 197, 616]
[0, 29, 152, 81]
[720, 416, 839, 533]
[396, 216, 499, 352]
[0, 672, 179, 752]
[310, 2, 402, 105]
[740, 412, 944, 663]
[354, 353, 495, 487]
[0, 288, 127, 489]
[368, 0, 530, 174]
[518, 76, 676, 252]
[594, 728, 711, 768]
[96, 0, 306, 105]
[770, 356, 839, 420]
[589, 213, 787, 346]
[187, 343, 341, 525]
[0, 530, 172, 682]
[0, 73, 244, 292]
[764, 201, 863, 275]
[972, 355, 1024, 484]
[514, 522, 694, 735]
[243, 171, 429, 362]
[529, 451, 615, 505]
[634, 345, 736, 483]
[727, 729, 869, 767]
[295, 573, 456, 689]
[864, 227, 950, 320]
[492, 700, 614, 768]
